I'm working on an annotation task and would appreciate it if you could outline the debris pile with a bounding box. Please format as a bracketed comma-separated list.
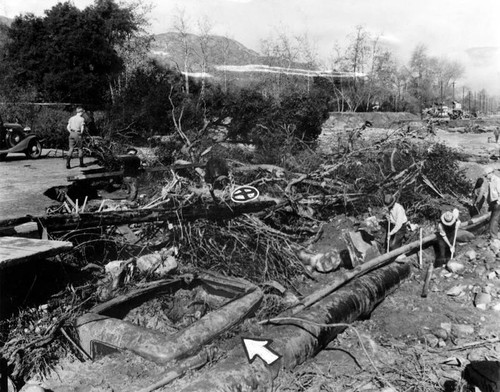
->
[0, 124, 488, 391]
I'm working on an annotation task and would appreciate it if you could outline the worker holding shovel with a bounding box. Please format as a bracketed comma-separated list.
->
[383, 194, 408, 252]
[435, 209, 461, 267]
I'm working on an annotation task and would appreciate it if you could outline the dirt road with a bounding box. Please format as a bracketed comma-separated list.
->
[0, 151, 93, 220]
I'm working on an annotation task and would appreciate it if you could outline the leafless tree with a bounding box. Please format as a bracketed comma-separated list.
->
[172, 7, 192, 94]
[196, 15, 213, 100]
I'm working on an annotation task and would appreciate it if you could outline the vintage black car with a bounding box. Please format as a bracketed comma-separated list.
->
[0, 116, 43, 160]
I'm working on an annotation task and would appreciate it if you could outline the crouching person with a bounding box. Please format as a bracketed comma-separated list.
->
[383, 194, 408, 251]
[435, 209, 460, 267]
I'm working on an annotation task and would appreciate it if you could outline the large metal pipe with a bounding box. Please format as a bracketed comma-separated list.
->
[178, 261, 411, 391]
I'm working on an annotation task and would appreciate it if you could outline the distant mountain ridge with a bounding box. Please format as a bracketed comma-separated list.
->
[151, 31, 265, 71]
[0, 16, 320, 76]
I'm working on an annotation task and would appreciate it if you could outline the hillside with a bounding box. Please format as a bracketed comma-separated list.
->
[151, 31, 264, 72]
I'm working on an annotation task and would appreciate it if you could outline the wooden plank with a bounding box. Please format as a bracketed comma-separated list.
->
[0, 236, 73, 269]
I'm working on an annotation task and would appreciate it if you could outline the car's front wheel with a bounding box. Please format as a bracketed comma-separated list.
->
[25, 139, 42, 159]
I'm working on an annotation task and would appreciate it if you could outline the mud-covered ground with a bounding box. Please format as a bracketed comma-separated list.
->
[13, 119, 500, 392]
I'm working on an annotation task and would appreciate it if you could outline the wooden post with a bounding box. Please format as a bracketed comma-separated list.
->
[419, 228, 423, 269]
[386, 220, 391, 253]
[421, 261, 434, 298]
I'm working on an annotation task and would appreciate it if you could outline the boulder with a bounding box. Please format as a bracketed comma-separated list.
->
[452, 324, 474, 337]
[475, 293, 492, 310]
[447, 260, 465, 274]
[465, 249, 477, 261]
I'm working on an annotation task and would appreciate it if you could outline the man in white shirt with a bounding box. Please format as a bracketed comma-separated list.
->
[384, 194, 408, 251]
[486, 167, 500, 238]
[66, 107, 86, 169]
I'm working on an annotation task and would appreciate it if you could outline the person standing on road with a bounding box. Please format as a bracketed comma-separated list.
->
[486, 167, 500, 239]
[494, 127, 500, 143]
[66, 107, 86, 169]
[383, 194, 408, 251]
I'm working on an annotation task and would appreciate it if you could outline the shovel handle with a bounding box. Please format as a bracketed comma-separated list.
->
[421, 262, 434, 298]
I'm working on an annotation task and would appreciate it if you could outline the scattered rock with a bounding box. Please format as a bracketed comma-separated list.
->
[483, 285, 493, 294]
[447, 260, 465, 273]
[136, 247, 178, 275]
[475, 265, 487, 277]
[487, 271, 497, 280]
[472, 285, 482, 294]
[283, 290, 300, 306]
[441, 322, 452, 334]
[19, 385, 46, 392]
[483, 249, 497, 264]
[474, 292, 492, 309]
[491, 302, 500, 312]
[452, 324, 474, 337]
[296, 248, 341, 273]
[446, 284, 466, 296]
[380, 387, 398, 392]
[467, 351, 485, 362]
[421, 333, 439, 347]
[489, 239, 500, 253]
[432, 327, 448, 340]
[465, 249, 477, 261]
[441, 356, 465, 366]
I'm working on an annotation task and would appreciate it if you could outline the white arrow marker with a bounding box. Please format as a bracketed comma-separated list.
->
[241, 337, 281, 365]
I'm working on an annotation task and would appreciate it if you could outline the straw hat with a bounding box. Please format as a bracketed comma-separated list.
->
[383, 194, 396, 208]
[441, 211, 457, 226]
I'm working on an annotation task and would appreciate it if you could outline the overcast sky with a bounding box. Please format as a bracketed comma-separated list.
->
[1, 0, 499, 94]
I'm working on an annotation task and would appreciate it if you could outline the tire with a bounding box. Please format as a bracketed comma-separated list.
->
[7, 130, 24, 148]
[25, 139, 42, 159]
[0, 153, 6, 161]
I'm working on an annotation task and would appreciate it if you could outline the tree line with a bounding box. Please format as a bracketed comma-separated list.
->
[0, 1, 493, 158]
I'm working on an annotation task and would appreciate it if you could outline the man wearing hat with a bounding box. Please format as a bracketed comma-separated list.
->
[384, 194, 408, 251]
[66, 106, 86, 169]
[121, 147, 142, 201]
[436, 209, 461, 266]
[486, 167, 500, 238]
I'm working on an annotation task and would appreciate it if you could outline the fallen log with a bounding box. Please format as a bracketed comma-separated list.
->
[67, 163, 206, 182]
[0, 201, 276, 235]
